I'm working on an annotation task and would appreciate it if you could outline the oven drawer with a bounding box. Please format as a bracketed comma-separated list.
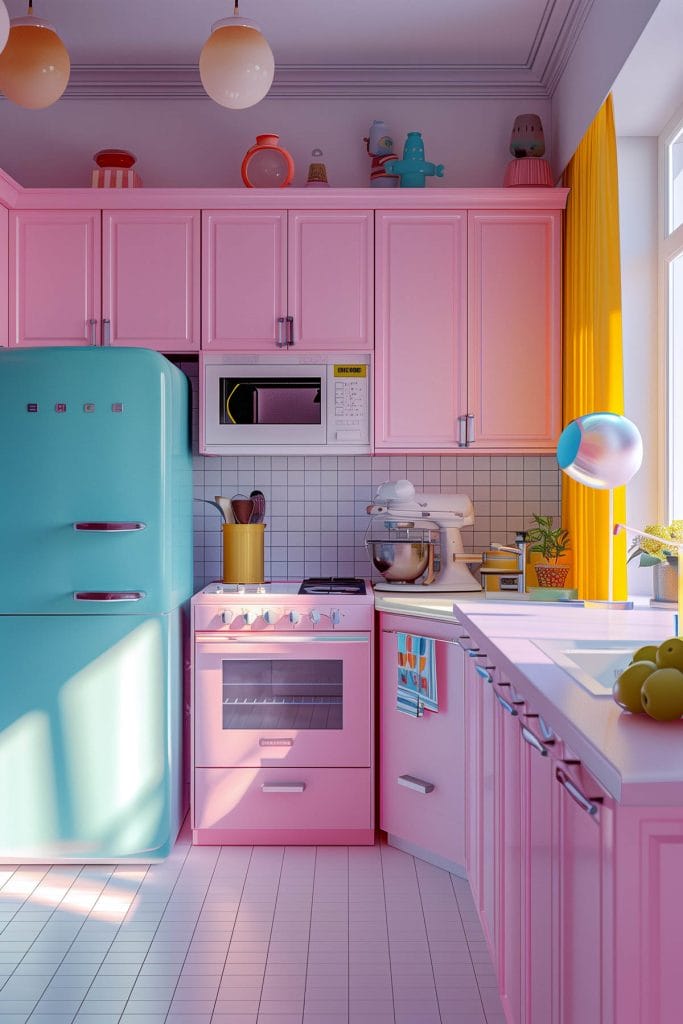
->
[194, 634, 372, 768]
[193, 767, 373, 834]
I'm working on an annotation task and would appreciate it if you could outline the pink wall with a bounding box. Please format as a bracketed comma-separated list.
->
[0, 96, 552, 189]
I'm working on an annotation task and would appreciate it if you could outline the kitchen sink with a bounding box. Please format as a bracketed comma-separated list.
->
[532, 638, 651, 696]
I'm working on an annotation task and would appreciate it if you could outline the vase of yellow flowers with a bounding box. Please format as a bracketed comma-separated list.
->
[627, 521, 682, 602]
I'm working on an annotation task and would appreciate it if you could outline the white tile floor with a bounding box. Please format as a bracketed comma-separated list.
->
[0, 824, 505, 1024]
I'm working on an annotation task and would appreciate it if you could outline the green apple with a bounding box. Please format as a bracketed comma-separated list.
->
[631, 644, 659, 664]
[640, 667, 683, 721]
[656, 637, 683, 671]
[613, 661, 656, 713]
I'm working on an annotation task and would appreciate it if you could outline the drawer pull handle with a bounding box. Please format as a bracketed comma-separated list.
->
[398, 774, 434, 794]
[74, 521, 146, 532]
[495, 690, 521, 716]
[475, 665, 494, 683]
[466, 648, 481, 657]
[261, 782, 305, 793]
[73, 590, 145, 602]
[555, 766, 602, 816]
[521, 724, 550, 756]
[259, 738, 293, 747]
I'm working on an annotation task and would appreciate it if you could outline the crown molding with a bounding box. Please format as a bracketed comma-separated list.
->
[57, 63, 551, 101]
[535, 0, 595, 94]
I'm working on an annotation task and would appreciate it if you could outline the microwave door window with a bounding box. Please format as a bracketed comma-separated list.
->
[220, 378, 322, 426]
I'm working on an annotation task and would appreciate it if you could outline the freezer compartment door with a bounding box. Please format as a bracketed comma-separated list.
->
[0, 612, 184, 861]
[0, 347, 192, 614]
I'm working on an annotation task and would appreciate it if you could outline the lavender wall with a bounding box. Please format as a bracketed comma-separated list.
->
[0, 95, 551, 189]
[179, 364, 562, 589]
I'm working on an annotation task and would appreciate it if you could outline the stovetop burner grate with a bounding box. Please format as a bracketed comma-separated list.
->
[298, 577, 366, 596]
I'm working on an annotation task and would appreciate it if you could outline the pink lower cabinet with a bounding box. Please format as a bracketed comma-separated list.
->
[379, 613, 466, 873]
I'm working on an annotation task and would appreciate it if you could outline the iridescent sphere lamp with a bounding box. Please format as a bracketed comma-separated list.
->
[199, 0, 274, 110]
[0, 4, 10, 56]
[0, 0, 70, 110]
[557, 412, 643, 607]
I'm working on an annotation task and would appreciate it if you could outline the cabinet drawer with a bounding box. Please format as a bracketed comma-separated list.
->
[194, 766, 372, 832]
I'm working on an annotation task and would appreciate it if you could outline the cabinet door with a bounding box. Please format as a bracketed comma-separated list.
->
[519, 717, 558, 1024]
[478, 663, 498, 952]
[0, 205, 7, 346]
[288, 211, 373, 351]
[464, 654, 482, 902]
[468, 211, 561, 450]
[375, 211, 467, 450]
[10, 210, 100, 347]
[202, 210, 287, 350]
[555, 757, 612, 1024]
[380, 620, 465, 870]
[103, 211, 200, 351]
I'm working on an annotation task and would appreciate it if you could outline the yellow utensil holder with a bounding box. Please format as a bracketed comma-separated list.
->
[222, 523, 266, 584]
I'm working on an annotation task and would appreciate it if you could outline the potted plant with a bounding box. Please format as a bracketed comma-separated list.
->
[627, 520, 682, 602]
[527, 514, 571, 588]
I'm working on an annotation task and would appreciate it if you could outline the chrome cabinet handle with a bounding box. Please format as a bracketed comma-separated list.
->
[102, 318, 111, 346]
[87, 318, 97, 345]
[276, 316, 287, 347]
[520, 724, 552, 756]
[73, 521, 146, 532]
[398, 774, 434, 794]
[457, 414, 468, 447]
[495, 690, 522, 716]
[475, 665, 495, 683]
[555, 765, 602, 816]
[286, 315, 294, 346]
[73, 590, 145, 602]
[466, 648, 482, 657]
[467, 413, 475, 445]
[261, 782, 305, 793]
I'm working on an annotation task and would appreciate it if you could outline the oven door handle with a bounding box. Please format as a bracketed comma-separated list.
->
[195, 633, 370, 644]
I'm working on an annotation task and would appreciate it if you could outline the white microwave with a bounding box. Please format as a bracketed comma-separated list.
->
[200, 353, 372, 455]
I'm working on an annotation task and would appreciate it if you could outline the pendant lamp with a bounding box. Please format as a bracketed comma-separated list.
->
[199, 0, 274, 110]
[556, 412, 643, 608]
[0, 0, 70, 110]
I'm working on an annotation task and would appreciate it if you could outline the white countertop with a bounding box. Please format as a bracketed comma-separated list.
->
[374, 587, 683, 805]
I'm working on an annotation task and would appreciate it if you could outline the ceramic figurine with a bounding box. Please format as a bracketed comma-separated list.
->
[305, 148, 330, 187]
[384, 131, 444, 188]
[509, 114, 546, 157]
[364, 120, 399, 188]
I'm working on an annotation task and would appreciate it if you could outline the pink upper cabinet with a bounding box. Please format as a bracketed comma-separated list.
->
[102, 211, 200, 352]
[202, 209, 373, 352]
[288, 211, 373, 351]
[375, 211, 468, 451]
[467, 210, 562, 451]
[202, 210, 287, 351]
[9, 210, 101, 347]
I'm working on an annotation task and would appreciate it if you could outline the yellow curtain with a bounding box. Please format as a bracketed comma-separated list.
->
[562, 93, 627, 600]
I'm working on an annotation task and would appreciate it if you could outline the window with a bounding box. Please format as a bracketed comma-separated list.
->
[662, 110, 683, 518]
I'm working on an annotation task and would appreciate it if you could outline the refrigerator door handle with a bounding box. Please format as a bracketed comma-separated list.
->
[73, 521, 147, 532]
[73, 591, 146, 602]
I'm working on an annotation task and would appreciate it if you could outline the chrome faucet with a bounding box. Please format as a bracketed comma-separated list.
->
[490, 531, 528, 594]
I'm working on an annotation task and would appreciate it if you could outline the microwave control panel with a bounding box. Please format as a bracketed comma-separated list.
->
[330, 364, 369, 443]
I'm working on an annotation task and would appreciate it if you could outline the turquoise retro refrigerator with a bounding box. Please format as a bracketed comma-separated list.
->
[0, 347, 193, 861]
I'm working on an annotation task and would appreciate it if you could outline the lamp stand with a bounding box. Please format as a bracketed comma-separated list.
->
[584, 488, 634, 610]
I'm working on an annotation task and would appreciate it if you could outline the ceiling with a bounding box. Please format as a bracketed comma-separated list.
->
[612, 0, 683, 135]
[5, 0, 595, 99]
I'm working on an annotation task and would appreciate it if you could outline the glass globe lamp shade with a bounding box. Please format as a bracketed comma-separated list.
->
[0, 4, 10, 56]
[199, 17, 274, 110]
[0, 15, 70, 109]
[557, 412, 643, 490]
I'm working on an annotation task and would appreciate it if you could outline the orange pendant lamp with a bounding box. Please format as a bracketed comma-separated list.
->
[0, 0, 70, 110]
[200, 0, 274, 110]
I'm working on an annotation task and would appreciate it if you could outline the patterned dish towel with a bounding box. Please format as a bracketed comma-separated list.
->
[396, 632, 438, 716]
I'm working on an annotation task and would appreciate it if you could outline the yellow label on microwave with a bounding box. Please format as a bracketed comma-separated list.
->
[334, 364, 367, 377]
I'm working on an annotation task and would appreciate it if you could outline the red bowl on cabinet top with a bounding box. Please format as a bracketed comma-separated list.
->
[94, 149, 137, 169]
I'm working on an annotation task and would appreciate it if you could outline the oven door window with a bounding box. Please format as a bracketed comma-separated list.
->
[222, 659, 343, 730]
[220, 377, 322, 426]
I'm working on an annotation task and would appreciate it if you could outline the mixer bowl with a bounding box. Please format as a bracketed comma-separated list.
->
[365, 539, 432, 583]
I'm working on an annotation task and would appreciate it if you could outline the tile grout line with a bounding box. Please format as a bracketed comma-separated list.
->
[410, 857, 443, 1024]
[377, 841, 397, 1024]
[302, 845, 319, 1024]
[447, 870, 489, 1022]
[346, 846, 350, 1024]
[208, 844, 254, 1023]
[253, 846, 286, 1023]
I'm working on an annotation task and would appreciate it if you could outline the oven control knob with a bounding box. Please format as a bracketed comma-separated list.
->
[243, 609, 259, 625]
[221, 609, 234, 624]
[309, 609, 321, 625]
[263, 608, 279, 625]
[330, 609, 342, 625]
[289, 609, 301, 625]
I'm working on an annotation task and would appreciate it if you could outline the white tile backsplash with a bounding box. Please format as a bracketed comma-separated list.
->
[178, 362, 562, 589]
